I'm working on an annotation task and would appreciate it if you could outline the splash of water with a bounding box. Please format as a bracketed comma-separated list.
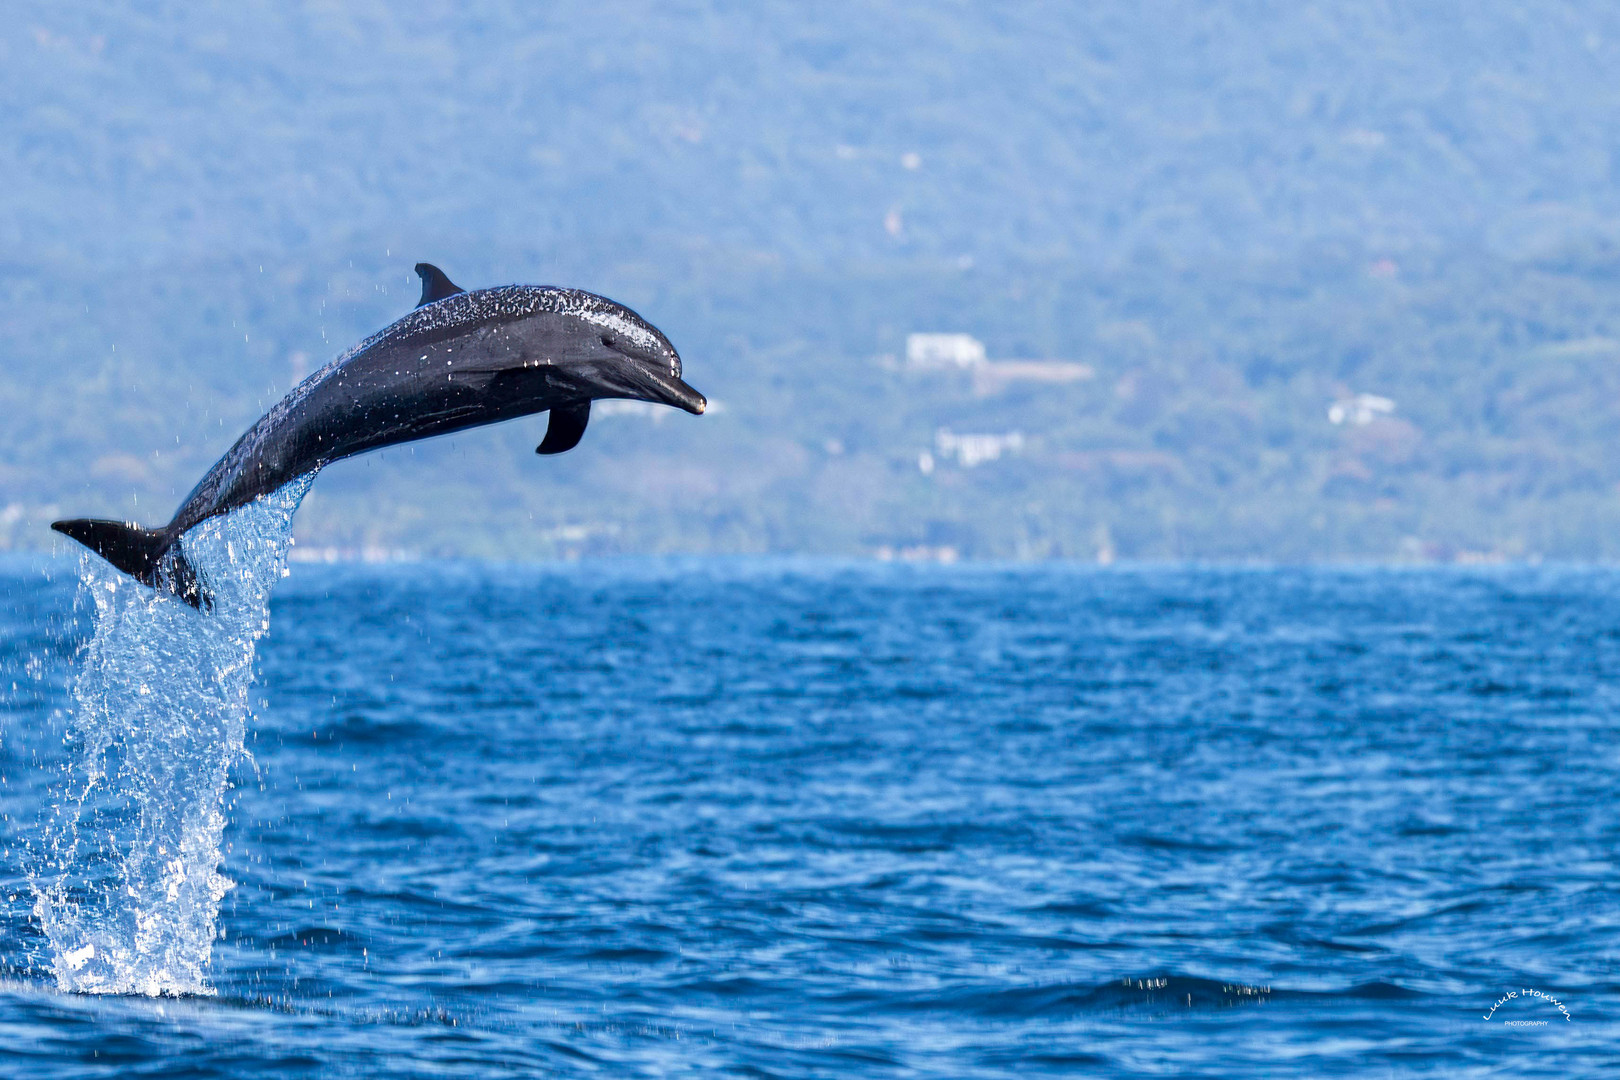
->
[31, 478, 312, 995]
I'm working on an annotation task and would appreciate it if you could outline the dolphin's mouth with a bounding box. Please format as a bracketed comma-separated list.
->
[642, 371, 707, 415]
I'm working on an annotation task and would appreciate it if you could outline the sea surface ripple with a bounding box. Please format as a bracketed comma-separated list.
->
[0, 559, 1615, 1076]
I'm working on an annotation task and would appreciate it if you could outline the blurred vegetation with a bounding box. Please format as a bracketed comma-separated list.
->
[6, 2, 1620, 561]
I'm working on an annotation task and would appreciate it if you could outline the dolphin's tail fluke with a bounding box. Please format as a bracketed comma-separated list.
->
[51, 518, 210, 610]
[51, 518, 167, 578]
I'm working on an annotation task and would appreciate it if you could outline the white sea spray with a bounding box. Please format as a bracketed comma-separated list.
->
[31, 477, 311, 995]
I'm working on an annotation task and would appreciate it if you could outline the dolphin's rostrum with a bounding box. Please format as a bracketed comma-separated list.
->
[53, 264, 706, 608]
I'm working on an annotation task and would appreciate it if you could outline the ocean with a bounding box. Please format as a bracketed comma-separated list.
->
[0, 553, 1614, 1076]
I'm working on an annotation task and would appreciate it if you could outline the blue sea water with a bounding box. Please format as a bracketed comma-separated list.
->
[0, 555, 1615, 1076]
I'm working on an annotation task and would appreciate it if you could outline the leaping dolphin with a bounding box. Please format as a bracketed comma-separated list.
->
[52, 263, 706, 608]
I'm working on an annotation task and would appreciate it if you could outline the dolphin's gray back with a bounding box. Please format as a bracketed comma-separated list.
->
[323, 285, 673, 380]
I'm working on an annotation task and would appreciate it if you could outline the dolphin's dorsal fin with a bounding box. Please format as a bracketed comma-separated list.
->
[415, 263, 465, 307]
[536, 401, 591, 455]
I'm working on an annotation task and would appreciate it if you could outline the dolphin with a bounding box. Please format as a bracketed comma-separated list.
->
[52, 263, 705, 608]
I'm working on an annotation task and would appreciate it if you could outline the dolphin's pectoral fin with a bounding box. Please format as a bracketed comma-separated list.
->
[415, 263, 465, 307]
[536, 401, 591, 455]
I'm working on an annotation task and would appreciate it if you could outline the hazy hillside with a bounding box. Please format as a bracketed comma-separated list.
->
[7, 2, 1620, 561]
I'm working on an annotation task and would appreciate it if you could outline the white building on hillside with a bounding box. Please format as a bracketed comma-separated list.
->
[1328, 393, 1396, 426]
[906, 333, 986, 369]
[934, 428, 1024, 467]
[903, 333, 1092, 391]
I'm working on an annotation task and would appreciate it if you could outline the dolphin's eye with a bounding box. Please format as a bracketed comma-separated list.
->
[600, 334, 615, 348]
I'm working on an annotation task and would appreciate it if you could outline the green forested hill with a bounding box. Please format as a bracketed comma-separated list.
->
[7, 2, 1620, 561]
